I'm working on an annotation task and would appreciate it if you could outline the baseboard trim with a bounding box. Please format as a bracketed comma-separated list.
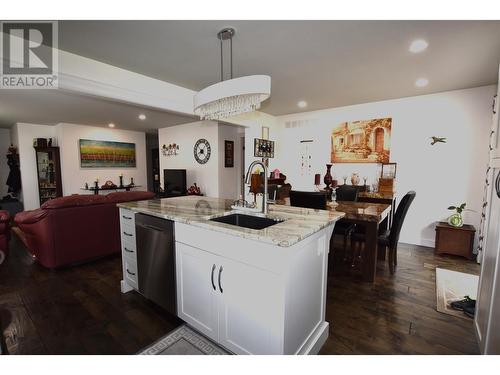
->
[120, 280, 134, 293]
[296, 321, 329, 355]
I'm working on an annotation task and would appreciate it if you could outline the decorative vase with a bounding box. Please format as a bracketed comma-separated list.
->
[323, 164, 333, 195]
[448, 213, 464, 227]
[351, 172, 360, 186]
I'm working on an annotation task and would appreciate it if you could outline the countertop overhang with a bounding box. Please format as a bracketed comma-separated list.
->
[118, 196, 344, 247]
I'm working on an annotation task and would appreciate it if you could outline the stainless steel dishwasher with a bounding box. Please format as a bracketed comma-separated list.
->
[135, 214, 176, 315]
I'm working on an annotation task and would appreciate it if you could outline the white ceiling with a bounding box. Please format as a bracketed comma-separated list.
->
[58, 20, 500, 115]
[1, 20, 500, 131]
[0, 89, 195, 132]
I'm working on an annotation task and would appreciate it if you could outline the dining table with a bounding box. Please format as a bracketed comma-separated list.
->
[328, 200, 392, 282]
[279, 198, 392, 282]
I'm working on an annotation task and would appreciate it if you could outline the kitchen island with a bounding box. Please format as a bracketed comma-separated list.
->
[117, 196, 344, 355]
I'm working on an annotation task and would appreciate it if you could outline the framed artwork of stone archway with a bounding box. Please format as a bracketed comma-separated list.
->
[331, 117, 392, 163]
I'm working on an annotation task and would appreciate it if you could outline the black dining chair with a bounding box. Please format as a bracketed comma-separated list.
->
[289, 190, 328, 210]
[351, 191, 416, 274]
[332, 185, 359, 259]
[335, 185, 359, 202]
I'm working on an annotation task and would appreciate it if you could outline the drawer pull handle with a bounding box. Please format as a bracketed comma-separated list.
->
[123, 232, 133, 237]
[126, 269, 136, 276]
[211, 264, 216, 291]
[218, 266, 223, 294]
[124, 247, 134, 253]
[122, 215, 133, 220]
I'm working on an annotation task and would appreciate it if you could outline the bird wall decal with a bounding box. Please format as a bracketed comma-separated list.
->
[430, 136, 447, 145]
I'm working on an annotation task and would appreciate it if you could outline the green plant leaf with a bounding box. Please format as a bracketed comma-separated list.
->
[447, 206, 456, 210]
[460, 203, 466, 209]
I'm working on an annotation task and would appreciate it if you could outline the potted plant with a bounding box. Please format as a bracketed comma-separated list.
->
[447, 203, 466, 227]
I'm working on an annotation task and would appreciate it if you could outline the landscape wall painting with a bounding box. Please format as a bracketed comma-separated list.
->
[331, 117, 392, 163]
[79, 139, 136, 168]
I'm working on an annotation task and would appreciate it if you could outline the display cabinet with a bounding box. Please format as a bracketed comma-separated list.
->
[34, 146, 62, 206]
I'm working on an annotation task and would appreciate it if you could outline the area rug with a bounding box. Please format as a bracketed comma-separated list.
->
[435, 268, 479, 320]
[138, 325, 230, 355]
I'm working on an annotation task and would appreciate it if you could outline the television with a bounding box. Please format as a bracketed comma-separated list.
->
[163, 169, 187, 197]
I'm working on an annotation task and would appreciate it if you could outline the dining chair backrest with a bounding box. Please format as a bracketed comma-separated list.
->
[335, 185, 359, 202]
[289, 190, 327, 210]
[389, 191, 416, 249]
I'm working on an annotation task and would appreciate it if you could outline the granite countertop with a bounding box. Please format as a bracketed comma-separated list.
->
[118, 196, 344, 247]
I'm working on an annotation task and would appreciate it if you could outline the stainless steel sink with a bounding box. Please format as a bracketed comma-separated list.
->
[209, 213, 283, 230]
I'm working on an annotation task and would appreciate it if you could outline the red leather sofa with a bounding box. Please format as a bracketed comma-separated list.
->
[14, 191, 154, 268]
[0, 210, 10, 264]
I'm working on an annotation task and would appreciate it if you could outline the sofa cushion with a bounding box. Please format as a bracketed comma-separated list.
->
[41, 194, 108, 209]
[105, 191, 155, 204]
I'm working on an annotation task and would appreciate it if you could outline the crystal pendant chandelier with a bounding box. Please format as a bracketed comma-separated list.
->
[194, 28, 271, 120]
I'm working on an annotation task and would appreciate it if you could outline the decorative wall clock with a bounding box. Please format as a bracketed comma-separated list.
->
[194, 138, 211, 164]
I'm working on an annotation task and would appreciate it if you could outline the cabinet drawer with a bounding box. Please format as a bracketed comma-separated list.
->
[119, 209, 136, 227]
[121, 223, 136, 240]
[123, 258, 138, 290]
[122, 240, 137, 262]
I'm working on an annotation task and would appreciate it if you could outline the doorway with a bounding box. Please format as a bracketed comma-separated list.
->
[374, 128, 385, 152]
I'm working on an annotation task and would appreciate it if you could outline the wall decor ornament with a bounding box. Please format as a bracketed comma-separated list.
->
[430, 136, 447, 145]
[331, 117, 392, 163]
[254, 138, 274, 158]
[79, 139, 136, 168]
[162, 143, 179, 156]
[224, 140, 234, 168]
[194, 138, 211, 164]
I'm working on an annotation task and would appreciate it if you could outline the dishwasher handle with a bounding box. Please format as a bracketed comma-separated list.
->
[139, 223, 166, 232]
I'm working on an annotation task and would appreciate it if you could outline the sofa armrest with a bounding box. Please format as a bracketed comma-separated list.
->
[0, 210, 9, 223]
[14, 209, 48, 225]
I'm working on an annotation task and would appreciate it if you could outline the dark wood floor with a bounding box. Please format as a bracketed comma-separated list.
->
[0, 235, 480, 354]
[320, 241, 480, 354]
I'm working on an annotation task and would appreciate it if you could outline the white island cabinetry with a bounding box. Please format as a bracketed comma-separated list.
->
[175, 221, 332, 355]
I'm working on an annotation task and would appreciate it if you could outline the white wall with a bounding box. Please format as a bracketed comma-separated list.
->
[56, 123, 147, 196]
[12, 122, 147, 210]
[225, 111, 282, 202]
[159, 121, 220, 197]
[277, 85, 496, 248]
[218, 124, 244, 200]
[11, 123, 56, 210]
[0, 129, 12, 198]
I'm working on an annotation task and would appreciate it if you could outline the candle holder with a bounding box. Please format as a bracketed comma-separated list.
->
[94, 181, 99, 190]
[119, 175, 124, 188]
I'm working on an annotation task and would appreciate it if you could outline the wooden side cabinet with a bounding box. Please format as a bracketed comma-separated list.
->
[435, 222, 476, 260]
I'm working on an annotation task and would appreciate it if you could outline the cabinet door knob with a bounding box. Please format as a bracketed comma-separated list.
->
[218, 266, 224, 294]
[211, 264, 216, 291]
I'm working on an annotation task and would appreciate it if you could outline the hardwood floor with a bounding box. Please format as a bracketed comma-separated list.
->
[320, 241, 480, 354]
[0, 235, 480, 354]
[0, 235, 182, 354]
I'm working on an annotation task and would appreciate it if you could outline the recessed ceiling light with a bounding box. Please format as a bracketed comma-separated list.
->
[108, 123, 115, 128]
[297, 100, 308, 108]
[409, 39, 428, 53]
[138, 114, 146, 120]
[415, 78, 429, 87]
